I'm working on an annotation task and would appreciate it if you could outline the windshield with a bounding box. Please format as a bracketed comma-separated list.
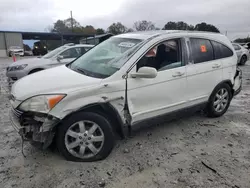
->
[69, 37, 143, 78]
[43, 46, 67, 59]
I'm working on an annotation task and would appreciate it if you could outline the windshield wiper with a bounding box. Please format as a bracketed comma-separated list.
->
[76, 68, 88, 76]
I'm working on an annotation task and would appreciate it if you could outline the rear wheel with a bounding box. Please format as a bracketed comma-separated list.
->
[57, 112, 115, 162]
[206, 83, 232, 117]
[239, 55, 247, 65]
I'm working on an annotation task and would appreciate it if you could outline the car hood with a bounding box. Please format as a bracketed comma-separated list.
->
[8, 57, 52, 67]
[11, 65, 102, 100]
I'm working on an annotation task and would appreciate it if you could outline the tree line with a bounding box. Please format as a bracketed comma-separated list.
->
[49, 18, 220, 35]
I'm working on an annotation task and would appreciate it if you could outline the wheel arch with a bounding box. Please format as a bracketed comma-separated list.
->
[209, 80, 234, 101]
[58, 102, 126, 139]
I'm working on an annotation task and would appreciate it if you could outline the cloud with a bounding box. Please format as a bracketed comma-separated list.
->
[0, 0, 249, 39]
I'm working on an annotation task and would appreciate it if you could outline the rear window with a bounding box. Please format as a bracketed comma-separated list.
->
[211, 41, 233, 59]
[190, 38, 214, 64]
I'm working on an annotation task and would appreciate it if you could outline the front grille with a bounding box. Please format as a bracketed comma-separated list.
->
[11, 107, 23, 118]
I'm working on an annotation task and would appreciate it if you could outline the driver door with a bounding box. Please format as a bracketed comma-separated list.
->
[127, 38, 188, 124]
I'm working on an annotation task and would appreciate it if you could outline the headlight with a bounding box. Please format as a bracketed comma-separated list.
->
[44, 46, 46, 49]
[18, 94, 66, 113]
[35, 46, 38, 49]
[9, 64, 28, 71]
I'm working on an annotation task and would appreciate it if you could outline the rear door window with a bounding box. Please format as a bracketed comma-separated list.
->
[190, 38, 214, 64]
[211, 41, 233, 59]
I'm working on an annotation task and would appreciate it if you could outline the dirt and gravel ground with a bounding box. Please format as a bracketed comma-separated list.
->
[0, 57, 250, 188]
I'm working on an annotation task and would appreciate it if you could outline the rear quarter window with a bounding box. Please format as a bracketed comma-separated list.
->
[211, 41, 234, 59]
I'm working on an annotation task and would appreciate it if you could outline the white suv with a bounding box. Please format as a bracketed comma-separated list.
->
[9, 31, 242, 162]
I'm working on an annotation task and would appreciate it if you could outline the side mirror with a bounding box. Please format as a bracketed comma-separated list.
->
[57, 55, 63, 62]
[130, 67, 157, 79]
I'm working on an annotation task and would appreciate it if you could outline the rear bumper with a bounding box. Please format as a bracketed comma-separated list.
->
[233, 67, 242, 96]
[234, 85, 242, 96]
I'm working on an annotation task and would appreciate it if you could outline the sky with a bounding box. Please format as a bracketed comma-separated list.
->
[1, 0, 250, 41]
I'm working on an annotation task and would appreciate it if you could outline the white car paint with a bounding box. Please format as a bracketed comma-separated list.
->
[10, 30, 241, 138]
[12, 65, 102, 101]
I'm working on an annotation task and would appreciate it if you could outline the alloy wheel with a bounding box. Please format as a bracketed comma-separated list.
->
[65, 120, 105, 159]
[213, 88, 229, 113]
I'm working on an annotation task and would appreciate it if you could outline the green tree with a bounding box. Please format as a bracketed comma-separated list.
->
[134, 20, 156, 31]
[234, 37, 250, 43]
[64, 18, 81, 29]
[107, 22, 127, 35]
[162, 21, 193, 30]
[126, 28, 134, 33]
[52, 20, 70, 33]
[83, 25, 96, 34]
[96, 28, 105, 35]
[194, 22, 220, 33]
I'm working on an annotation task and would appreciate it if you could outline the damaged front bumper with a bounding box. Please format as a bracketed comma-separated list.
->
[9, 107, 60, 149]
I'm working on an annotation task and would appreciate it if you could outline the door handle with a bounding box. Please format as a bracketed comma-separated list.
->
[212, 64, 221, 69]
[172, 72, 185, 77]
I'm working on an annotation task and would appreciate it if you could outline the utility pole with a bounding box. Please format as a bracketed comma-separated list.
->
[70, 10, 73, 33]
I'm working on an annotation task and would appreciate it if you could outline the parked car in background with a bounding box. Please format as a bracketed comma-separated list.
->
[7, 46, 24, 57]
[243, 42, 250, 50]
[232, 43, 249, 65]
[9, 31, 242, 162]
[32, 41, 48, 56]
[24, 50, 33, 56]
[6, 44, 94, 83]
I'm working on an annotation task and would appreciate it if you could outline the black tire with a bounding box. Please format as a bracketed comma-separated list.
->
[206, 83, 232, 118]
[9, 52, 12, 57]
[239, 55, 247, 65]
[28, 69, 43, 74]
[56, 112, 115, 162]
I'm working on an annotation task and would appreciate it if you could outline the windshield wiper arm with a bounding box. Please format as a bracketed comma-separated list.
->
[76, 68, 88, 76]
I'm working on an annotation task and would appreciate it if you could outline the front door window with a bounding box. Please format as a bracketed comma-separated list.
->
[137, 39, 183, 71]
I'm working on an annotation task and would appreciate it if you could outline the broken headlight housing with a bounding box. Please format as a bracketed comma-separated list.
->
[18, 94, 66, 114]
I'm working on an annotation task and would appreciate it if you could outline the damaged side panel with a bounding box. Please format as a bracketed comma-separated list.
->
[12, 79, 135, 148]
[49, 80, 132, 130]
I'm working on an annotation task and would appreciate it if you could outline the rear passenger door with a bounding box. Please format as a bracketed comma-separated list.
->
[186, 38, 223, 104]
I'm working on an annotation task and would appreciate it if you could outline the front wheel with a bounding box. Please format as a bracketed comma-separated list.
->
[206, 83, 232, 117]
[57, 112, 115, 162]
